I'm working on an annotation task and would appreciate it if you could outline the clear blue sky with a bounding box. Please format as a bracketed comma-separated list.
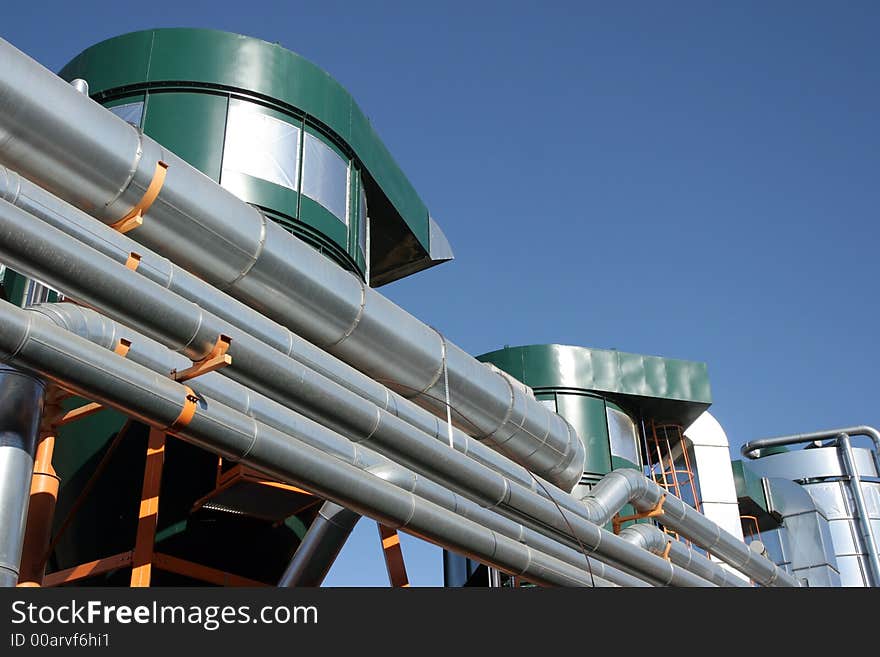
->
[4, 1, 878, 586]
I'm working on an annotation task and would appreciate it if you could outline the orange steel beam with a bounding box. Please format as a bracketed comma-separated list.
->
[152, 553, 269, 587]
[54, 401, 106, 426]
[42, 551, 133, 587]
[377, 524, 410, 587]
[130, 428, 166, 587]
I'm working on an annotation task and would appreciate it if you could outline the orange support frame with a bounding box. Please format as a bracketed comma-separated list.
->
[377, 524, 410, 587]
[130, 428, 166, 587]
[612, 494, 667, 535]
[31, 337, 287, 588]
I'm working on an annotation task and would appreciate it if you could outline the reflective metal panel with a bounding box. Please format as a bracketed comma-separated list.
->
[692, 445, 738, 505]
[108, 101, 143, 127]
[606, 406, 639, 466]
[836, 555, 868, 587]
[750, 446, 878, 480]
[302, 132, 348, 223]
[827, 519, 860, 555]
[803, 481, 850, 520]
[221, 99, 300, 191]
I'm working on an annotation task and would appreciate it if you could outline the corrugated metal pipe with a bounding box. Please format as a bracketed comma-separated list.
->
[0, 366, 45, 587]
[0, 37, 585, 491]
[578, 468, 800, 586]
[25, 302, 647, 588]
[0, 300, 633, 588]
[742, 428, 880, 587]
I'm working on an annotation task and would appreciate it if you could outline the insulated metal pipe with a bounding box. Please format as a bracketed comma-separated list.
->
[0, 38, 585, 490]
[581, 469, 800, 586]
[25, 303, 651, 588]
[278, 502, 361, 587]
[836, 433, 880, 587]
[618, 523, 748, 587]
[3, 183, 734, 584]
[0, 203, 674, 584]
[0, 303, 611, 588]
[0, 366, 45, 587]
[742, 425, 880, 477]
[0, 165, 553, 498]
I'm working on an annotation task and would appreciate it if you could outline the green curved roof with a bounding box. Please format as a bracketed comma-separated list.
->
[59, 28, 452, 285]
[479, 343, 712, 428]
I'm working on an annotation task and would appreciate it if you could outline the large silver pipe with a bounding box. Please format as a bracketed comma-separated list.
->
[0, 164, 555, 500]
[277, 502, 361, 587]
[580, 469, 800, 586]
[0, 202, 707, 585]
[742, 425, 880, 477]
[25, 302, 654, 587]
[0, 302, 622, 588]
[835, 433, 880, 587]
[3, 179, 738, 585]
[0, 366, 45, 587]
[618, 524, 748, 587]
[0, 37, 585, 491]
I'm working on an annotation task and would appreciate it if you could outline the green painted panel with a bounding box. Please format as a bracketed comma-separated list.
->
[143, 92, 228, 181]
[1, 269, 28, 306]
[58, 28, 433, 258]
[299, 195, 348, 248]
[732, 459, 768, 512]
[555, 393, 611, 478]
[480, 344, 711, 428]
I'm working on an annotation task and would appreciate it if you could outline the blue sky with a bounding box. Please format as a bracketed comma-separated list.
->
[4, 1, 878, 586]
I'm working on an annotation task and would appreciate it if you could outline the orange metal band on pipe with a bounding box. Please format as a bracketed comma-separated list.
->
[166, 386, 197, 433]
[108, 160, 168, 233]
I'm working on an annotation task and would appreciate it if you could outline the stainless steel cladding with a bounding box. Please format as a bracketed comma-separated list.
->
[0, 301, 641, 587]
[0, 38, 585, 491]
[0, 366, 45, 586]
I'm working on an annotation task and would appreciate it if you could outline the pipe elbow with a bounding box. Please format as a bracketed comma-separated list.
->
[619, 523, 668, 554]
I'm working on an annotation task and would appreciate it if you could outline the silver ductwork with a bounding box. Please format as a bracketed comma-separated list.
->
[0, 164, 558, 499]
[0, 37, 585, 491]
[25, 302, 646, 588]
[277, 502, 361, 587]
[579, 468, 799, 586]
[0, 301, 620, 588]
[742, 426, 880, 587]
[0, 366, 45, 586]
[29, 302, 710, 587]
[618, 524, 748, 587]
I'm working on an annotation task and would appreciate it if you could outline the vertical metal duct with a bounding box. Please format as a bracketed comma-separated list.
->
[278, 502, 361, 587]
[836, 433, 880, 586]
[0, 37, 585, 491]
[0, 366, 45, 587]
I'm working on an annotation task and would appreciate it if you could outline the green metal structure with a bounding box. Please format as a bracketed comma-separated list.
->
[0, 28, 457, 585]
[59, 28, 452, 284]
[479, 344, 712, 485]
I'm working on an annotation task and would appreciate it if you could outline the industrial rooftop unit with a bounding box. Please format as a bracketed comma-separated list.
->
[0, 29, 875, 588]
